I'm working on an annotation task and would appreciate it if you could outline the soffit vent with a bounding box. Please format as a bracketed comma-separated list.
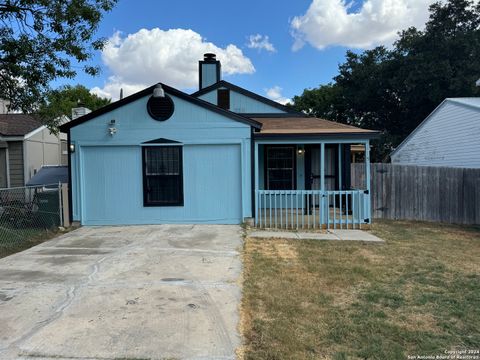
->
[147, 95, 174, 121]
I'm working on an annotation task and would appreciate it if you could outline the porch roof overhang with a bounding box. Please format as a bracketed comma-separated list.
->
[254, 131, 380, 142]
[252, 116, 380, 141]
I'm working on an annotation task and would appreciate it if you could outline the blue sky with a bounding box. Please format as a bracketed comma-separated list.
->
[66, 0, 434, 102]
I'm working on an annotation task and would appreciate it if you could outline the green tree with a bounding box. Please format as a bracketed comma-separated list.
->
[290, 84, 345, 123]
[39, 84, 110, 129]
[292, 0, 480, 161]
[0, 0, 117, 114]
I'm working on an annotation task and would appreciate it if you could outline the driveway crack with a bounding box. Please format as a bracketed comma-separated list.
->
[0, 256, 107, 355]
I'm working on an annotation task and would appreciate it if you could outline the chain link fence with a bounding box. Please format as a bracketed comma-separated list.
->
[0, 184, 64, 257]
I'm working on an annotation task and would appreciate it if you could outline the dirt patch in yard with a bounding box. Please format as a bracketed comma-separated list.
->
[245, 238, 298, 262]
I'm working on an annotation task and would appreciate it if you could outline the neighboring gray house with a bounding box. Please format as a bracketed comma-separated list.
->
[0, 113, 68, 188]
[391, 98, 480, 168]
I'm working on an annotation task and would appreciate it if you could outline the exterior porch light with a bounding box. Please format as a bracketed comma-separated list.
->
[69, 143, 75, 153]
[153, 83, 165, 98]
[297, 147, 305, 155]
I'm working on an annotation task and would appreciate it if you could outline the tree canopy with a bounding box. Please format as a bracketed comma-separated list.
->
[38, 84, 110, 127]
[291, 0, 480, 161]
[0, 0, 117, 114]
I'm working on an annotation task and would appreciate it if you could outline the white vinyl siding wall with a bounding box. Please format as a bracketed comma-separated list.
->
[391, 101, 480, 168]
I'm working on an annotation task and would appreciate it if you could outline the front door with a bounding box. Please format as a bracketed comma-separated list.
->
[305, 145, 337, 191]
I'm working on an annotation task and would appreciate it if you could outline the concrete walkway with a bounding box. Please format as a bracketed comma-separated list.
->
[0, 225, 243, 360]
[248, 229, 384, 242]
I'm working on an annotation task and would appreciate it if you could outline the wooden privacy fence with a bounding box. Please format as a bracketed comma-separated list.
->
[351, 163, 480, 225]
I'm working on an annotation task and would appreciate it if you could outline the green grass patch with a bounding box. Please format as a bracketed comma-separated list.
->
[242, 220, 480, 359]
[0, 226, 62, 258]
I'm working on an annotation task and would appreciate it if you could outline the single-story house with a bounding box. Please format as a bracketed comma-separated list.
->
[391, 98, 480, 168]
[0, 112, 68, 188]
[60, 53, 379, 228]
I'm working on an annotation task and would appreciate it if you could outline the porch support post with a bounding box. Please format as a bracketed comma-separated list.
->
[338, 143, 342, 190]
[254, 142, 259, 225]
[320, 142, 325, 191]
[365, 140, 371, 224]
[365, 140, 370, 191]
[320, 142, 326, 227]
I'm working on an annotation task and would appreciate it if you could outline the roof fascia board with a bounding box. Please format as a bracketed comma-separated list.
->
[447, 98, 480, 112]
[0, 136, 25, 141]
[254, 132, 380, 141]
[24, 125, 48, 140]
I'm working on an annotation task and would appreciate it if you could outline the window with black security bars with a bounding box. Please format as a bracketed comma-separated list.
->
[266, 146, 295, 190]
[143, 146, 183, 206]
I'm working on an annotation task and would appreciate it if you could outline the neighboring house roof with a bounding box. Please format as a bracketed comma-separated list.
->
[26, 165, 68, 187]
[191, 80, 302, 115]
[390, 97, 480, 158]
[0, 114, 42, 136]
[59, 83, 262, 132]
[253, 116, 380, 139]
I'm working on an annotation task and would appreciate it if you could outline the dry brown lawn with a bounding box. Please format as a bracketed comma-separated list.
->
[241, 220, 480, 359]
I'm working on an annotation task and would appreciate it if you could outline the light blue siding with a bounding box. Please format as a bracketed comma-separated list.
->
[81, 145, 242, 225]
[230, 91, 285, 113]
[70, 92, 252, 224]
[391, 100, 480, 168]
[201, 63, 218, 89]
[198, 88, 286, 114]
[198, 91, 217, 105]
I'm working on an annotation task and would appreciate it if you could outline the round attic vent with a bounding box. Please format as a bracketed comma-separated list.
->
[147, 95, 174, 121]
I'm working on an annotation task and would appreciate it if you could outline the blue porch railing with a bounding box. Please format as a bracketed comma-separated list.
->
[255, 190, 370, 229]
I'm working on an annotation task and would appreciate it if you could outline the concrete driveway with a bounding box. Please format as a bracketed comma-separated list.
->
[0, 225, 243, 360]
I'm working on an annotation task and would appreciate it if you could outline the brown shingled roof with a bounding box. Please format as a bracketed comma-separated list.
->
[0, 114, 43, 136]
[254, 117, 378, 135]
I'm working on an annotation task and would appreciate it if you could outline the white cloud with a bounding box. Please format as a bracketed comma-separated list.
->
[247, 34, 276, 52]
[91, 80, 145, 100]
[91, 28, 255, 100]
[291, 0, 434, 50]
[265, 86, 291, 105]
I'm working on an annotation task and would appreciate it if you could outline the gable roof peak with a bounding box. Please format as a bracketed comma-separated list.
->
[191, 80, 302, 115]
[59, 82, 262, 132]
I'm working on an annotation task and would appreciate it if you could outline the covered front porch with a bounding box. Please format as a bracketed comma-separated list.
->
[253, 139, 372, 230]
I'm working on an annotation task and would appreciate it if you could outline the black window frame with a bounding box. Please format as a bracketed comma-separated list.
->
[142, 146, 184, 207]
[264, 145, 297, 190]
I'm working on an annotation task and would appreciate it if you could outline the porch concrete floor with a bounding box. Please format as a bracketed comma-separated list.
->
[0, 224, 243, 360]
[248, 229, 384, 242]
